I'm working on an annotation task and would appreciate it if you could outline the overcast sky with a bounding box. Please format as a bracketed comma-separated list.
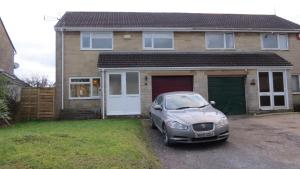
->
[1, 0, 300, 82]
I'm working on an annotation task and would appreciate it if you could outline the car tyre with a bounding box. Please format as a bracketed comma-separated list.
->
[219, 137, 228, 143]
[162, 125, 173, 146]
[150, 117, 157, 129]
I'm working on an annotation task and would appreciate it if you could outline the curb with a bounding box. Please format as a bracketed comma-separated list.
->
[254, 112, 300, 117]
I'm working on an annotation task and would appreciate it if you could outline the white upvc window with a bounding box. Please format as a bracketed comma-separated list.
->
[261, 33, 288, 50]
[292, 75, 300, 93]
[143, 32, 174, 50]
[80, 32, 113, 50]
[258, 71, 288, 110]
[205, 32, 235, 49]
[69, 77, 101, 99]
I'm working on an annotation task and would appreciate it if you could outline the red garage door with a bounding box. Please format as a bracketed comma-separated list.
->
[152, 76, 193, 100]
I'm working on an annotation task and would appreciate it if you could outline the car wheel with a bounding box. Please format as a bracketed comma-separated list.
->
[162, 125, 173, 146]
[150, 116, 157, 129]
[219, 137, 228, 143]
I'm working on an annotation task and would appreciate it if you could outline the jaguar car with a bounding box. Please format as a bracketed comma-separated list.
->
[149, 91, 229, 146]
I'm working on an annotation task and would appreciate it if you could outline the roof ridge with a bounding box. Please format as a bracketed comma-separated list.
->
[64, 11, 276, 16]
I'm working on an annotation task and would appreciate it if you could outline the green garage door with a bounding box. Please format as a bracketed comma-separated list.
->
[208, 77, 246, 115]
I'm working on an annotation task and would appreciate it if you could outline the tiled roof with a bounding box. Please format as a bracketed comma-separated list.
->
[97, 52, 292, 68]
[55, 12, 300, 31]
[0, 71, 28, 87]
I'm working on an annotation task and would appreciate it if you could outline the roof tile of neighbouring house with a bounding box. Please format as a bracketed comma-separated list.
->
[97, 52, 292, 68]
[55, 12, 300, 30]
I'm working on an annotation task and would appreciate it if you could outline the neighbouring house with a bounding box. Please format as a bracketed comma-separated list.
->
[0, 17, 27, 101]
[0, 17, 16, 75]
[54, 12, 300, 118]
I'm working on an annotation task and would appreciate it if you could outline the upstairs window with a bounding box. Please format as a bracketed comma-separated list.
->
[143, 32, 174, 50]
[205, 32, 235, 49]
[261, 33, 288, 50]
[81, 32, 113, 50]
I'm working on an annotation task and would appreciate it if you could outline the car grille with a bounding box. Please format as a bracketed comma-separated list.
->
[193, 122, 214, 131]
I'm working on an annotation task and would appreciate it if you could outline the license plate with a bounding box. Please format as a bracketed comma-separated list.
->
[195, 131, 214, 138]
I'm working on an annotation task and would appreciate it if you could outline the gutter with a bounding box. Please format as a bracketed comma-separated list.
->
[54, 26, 300, 33]
[97, 66, 293, 71]
[101, 68, 105, 119]
[61, 29, 64, 110]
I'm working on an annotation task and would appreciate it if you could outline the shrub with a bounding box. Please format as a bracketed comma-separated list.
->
[0, 99, 10, 126]
[5, 91, 20, 120]
[0, 76, 10, 126]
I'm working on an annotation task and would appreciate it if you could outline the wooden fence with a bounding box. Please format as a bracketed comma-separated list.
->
[19, 87, 55, 120]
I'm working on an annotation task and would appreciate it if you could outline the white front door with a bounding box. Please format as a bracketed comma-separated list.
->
[258, 70, 289, 110]
[106, 72, 141, 115]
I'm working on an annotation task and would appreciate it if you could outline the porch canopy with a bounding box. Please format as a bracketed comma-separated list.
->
[97, 52, 292, 69]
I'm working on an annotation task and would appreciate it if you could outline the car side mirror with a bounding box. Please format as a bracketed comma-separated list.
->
[210, 101, 216, 106]
[153, 104, 162, 111]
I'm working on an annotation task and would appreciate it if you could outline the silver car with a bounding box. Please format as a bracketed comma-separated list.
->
[149, 91, 229, 146]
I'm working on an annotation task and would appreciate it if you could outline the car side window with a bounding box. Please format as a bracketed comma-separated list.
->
[156, 96, 163, 106]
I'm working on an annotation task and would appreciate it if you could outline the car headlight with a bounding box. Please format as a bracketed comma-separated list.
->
[167, 121, 189, 130]
[216, 117, 228, 128]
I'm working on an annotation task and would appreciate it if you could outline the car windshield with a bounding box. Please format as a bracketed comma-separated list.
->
[165, 93, 209, 110]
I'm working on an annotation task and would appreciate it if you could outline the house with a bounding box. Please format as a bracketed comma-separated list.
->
[54, 12, 300, 118]
[0, 17, 26, 101]
[0, 17, 16, 75]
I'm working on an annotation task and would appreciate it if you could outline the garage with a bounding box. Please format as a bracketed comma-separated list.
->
[152, 76, 193, 100]
[208, 77, 246, 115]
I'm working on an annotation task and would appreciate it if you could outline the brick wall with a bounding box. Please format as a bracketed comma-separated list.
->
[0, 20, 14, 75]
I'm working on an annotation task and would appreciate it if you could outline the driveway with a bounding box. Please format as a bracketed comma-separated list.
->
[144, 113, 300, 169]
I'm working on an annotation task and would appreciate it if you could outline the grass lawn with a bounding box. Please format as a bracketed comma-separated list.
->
[0, 119, 160, 169]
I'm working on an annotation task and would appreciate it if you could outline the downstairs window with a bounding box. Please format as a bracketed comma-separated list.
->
[69, 77, 101, 99]
[292, 75, 300, 93]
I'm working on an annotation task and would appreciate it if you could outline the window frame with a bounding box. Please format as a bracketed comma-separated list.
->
[80, 32, 113, 50]
[69, 77, 101, 100]
[205, 32, 235, 50]
[260, 33, 289, 51]
[107, 71, 140, 97]
[108, 73, 122, 96]
[292, 75, 300, 94]
[257, 70, 288, 110]
[142, 32, 174, 50]
[125, 72, 140, 96]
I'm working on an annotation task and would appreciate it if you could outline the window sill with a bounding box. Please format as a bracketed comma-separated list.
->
[80, 48, 113, 51]
[69, 97, 101, 100]
[292, 92, 300, 95]
[205, 48, 236, 50]
[261, 48, 289, 51]
[143, 48, 175, 51]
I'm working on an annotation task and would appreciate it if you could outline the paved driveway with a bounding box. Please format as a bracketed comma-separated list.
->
[144, 113, 300, 169]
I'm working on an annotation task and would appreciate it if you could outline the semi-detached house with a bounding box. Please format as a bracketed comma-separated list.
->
[0, 17, 27, 100]
[54, 12, 300, 118]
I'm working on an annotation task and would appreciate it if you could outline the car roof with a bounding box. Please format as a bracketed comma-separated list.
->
[160, 91, 199, 97]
